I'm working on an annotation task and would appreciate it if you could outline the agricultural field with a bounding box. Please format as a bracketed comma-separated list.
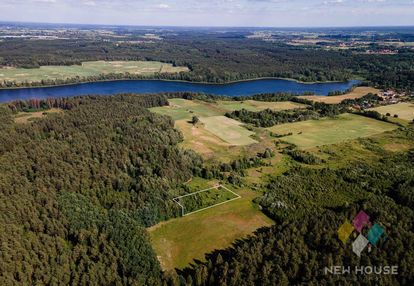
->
[215, 100, 307, 112]
[150, 98, 223, 121]
[0, 60, 188, 84]
[151, 98, 306, 121]
[267, 113, 397, 149]
[148, 179, 273, 271]
[174, 119, 233, 159]
[298, 87, 380, 104]
[379, 41, 414, 47]
[201, 116, 258, 146]
[368, 102, 414, 121]
[151, 98, 301, 161]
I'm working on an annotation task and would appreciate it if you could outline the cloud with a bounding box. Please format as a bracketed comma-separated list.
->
[33, 0, 57, 3]
[155, 3, 170, 9]
[83, 1, 96, 6]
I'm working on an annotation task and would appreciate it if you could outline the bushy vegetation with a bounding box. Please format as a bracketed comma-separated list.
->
[225, 108, 320, 127]
[227, 93, 384, 127]
[283, 149, 325, 165]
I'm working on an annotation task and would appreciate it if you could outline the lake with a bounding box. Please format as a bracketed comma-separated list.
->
[0, 79, 360, 103]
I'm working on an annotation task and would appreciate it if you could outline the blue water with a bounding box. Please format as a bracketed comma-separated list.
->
[0, 79, 360, 103]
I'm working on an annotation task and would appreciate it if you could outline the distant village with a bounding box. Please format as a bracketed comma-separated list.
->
[355, 89, 414, 110]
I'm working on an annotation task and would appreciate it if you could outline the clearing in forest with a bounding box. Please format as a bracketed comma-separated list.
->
[0, 61, 188, 84]
[148, 179, 273, 271]
[14, 108, 62, 124]
[267, 113, 397, 149]
[173, 185, 241, 216]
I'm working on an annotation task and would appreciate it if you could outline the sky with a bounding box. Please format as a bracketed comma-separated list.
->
[1, 0, 414, 27]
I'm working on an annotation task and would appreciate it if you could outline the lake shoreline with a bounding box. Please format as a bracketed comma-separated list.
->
[0, 76, 362, 91]
[0, 78, 362, 103]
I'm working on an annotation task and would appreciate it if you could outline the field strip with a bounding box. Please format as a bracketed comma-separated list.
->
[173, 185, 241, 216]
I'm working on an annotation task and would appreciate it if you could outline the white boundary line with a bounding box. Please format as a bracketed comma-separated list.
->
[173, 185, 241, 216]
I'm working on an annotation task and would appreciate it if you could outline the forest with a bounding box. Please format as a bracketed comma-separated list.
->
[0, 35, 414, 90]
[0, 94, 202, 285]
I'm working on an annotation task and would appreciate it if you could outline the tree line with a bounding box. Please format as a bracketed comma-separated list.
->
[1, 36, 413, 90]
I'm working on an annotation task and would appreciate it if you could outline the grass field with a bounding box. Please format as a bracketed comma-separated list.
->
[201, 116, 258, 146]
[216, 100, 306, 112]
[151, 99, 308, 121]
[150, 98, 304, 161]
[150, 98, 223, 121]
[14, 108, 62, 124]
[175, 185, 240, 215]
[0, 61, 188, 84]
[298, 87, 380, 104]
[148, 180, 273, 270]
[368, 102, 414, 121]
[267, 113, 397, 149]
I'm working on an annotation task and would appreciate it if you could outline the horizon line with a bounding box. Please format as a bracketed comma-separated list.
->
[1, 20, 414, 30]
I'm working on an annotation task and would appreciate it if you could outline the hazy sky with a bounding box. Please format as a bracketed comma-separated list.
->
[1, 0, 414, 27]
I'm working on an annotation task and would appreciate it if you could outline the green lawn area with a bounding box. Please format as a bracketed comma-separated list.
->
[201, 116, 258, 146]
[267, 113, 397, 149]
[148, 181, 273, 270]
[0, 61, 188, 84]
[368, 102, 414, 122]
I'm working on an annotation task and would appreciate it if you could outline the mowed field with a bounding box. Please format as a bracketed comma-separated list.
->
[151, 98, 306, 121]
[216, 100, 306, 112]
[151, 99, 303, 158]
[298, 87, 380, 104]
[0, 60, 188, 84]
[148, 180, 273, 270]
[150, 98, 223, 121]
[368, 102, 414, 121]
[201, 116, 258, 146]
[267, 113, 397, 149]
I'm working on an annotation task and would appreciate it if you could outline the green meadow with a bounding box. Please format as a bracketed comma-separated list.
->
[216, 100, 307, 112]
[267, 113, 397, 149]
[148, 179, 273, 270]
[369, 102, 414, 122]
[201, 116, 258, 146]
[0, 60, 188, 84]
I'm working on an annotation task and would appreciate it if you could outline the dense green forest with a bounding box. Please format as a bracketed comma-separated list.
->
[0, 94, 202, 285]
[1, 37, 413, 89]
